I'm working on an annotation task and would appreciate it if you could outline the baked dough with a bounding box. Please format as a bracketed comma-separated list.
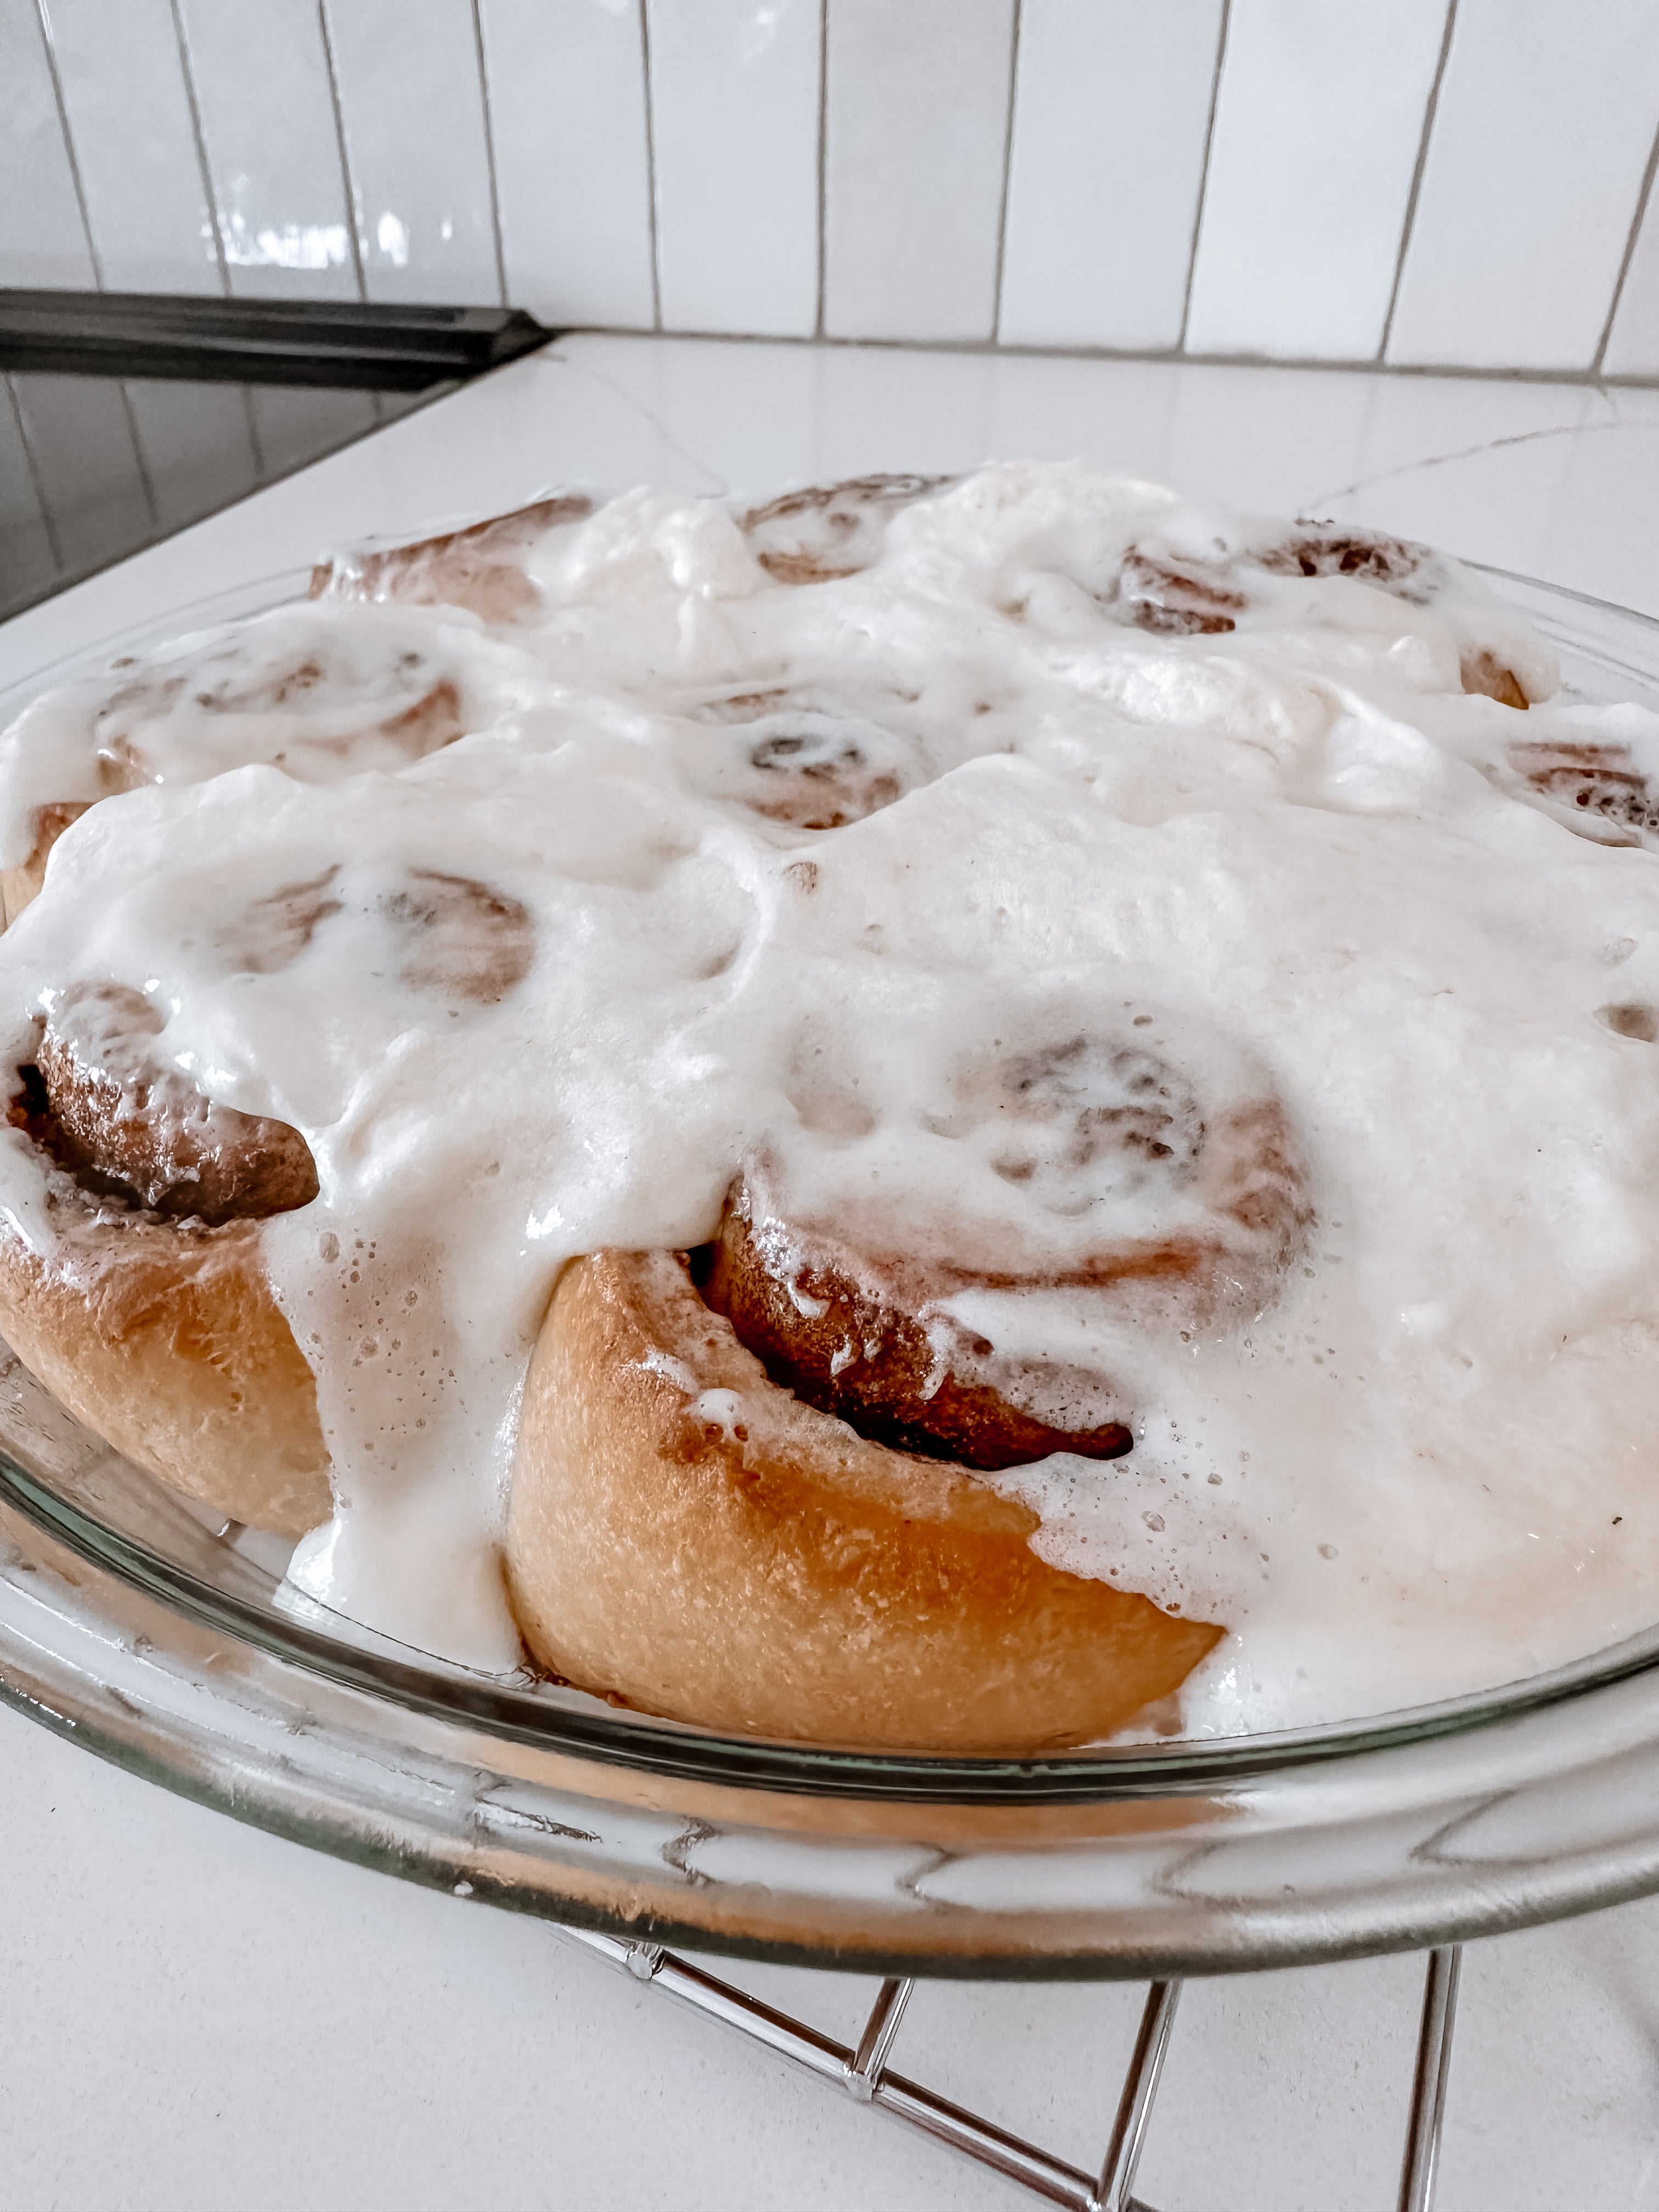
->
[506, 1247, 1222, 1751]
[0, 986, 328, 1535]
[0, 1180, 328, 1536]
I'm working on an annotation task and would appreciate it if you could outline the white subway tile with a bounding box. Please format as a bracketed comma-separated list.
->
[1186, 0, 1447, 362]
[1604, 179, 1659, 378]
[0, 0, 94, 287]
[823, 0, 1014, 342]
[480, 0, 656, 328]
[646, 0, 820, 337]
[177, 0, 359, 301]
[41, 0, 220, 294]
[1387, 0, 1659, 372]
[324, 0, 501, 308]
[999, 0, 1222, 352]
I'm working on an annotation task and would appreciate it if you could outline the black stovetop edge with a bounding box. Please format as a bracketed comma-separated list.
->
[0, 290, 557, 391]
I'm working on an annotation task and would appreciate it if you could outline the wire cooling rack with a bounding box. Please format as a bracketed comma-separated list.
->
[561, 1927, 1463, 2212]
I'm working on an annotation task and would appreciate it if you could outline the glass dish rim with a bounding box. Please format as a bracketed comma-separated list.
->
[2, 556, 1656, 1810]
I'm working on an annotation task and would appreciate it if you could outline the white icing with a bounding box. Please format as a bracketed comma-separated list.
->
[3, 460, 1658, 1737]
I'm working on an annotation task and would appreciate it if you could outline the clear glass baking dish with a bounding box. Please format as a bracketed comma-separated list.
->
[3, 564, 1659, 1982]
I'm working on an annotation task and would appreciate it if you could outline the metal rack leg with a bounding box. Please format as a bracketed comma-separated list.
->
[1096, 1979, 1183, 2212]
[1397, 1945, 1463, 2212]
[845, 1977, 913, 2101]
[565, 1925, 1473, 2212]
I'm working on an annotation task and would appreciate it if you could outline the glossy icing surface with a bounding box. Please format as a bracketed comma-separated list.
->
[3, 462, 1658, 1734]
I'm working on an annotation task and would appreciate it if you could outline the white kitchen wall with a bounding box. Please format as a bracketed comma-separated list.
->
[3, 0, 1658, 380]
[1184, 0, 1449, 363]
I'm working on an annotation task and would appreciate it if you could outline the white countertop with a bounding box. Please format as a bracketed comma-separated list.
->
[4, 336, 1659, 2212]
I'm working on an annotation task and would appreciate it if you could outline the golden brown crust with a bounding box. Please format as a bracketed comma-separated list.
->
[1462, 651, 1530, 709]
[0, 1176, 329, 1535]
[0, 988, 330, 1533]
[1, 802, 91, 930]
[506, 1249, 1222, 1752]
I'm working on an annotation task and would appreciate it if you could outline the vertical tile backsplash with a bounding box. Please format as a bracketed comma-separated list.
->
[823, 0, 1015, 343]
[324, 0, 501, 308]
[646, 0, 820, 338]
[2, 0, 1659, 381]
[480, 0, 656, 329]
[1185, 0, 1448, 363]
[999, 0, 1223, 353]
[1387, 0, 1659, 372]
[40, 0, 221, 295]
[1, 0, 97, 287]
[177, 0, 359, 301]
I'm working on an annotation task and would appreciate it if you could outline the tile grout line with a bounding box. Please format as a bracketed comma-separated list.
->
[470, 0, 510, 310]
[558, 320, 1659, 390]
[814, 0, 829, 341]
[637, 0, 663, 332]
[182, 0, 267, 484]
[1176, 0, 1231, 356]
[31, 0, 161, 534]
[989, 0, 1023, 346]
[30, 0, 101, 287]
[1592, 110, 1659, 378]
[4, 374, 64, 575]
[168, 0, 233, 298]
[1379, 0, 1458, 366]
[315, 0, 367, 302]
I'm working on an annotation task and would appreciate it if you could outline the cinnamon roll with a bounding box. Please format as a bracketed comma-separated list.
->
[16, 458, 1659, 1750]
[0, 602, 533, 928]
[309, 494, 595, 624]
[505, 1246, 1222, 1752]
[0, 983, 328, 1535]
[506, 1015, 1310, 1747]
[1113, 518, 1542, 705]
[1506, 738, 1659, 845]
[738, 474, 952, 584]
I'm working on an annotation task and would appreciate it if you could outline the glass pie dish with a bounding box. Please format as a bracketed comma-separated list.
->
[4, 564, 1659, 1982]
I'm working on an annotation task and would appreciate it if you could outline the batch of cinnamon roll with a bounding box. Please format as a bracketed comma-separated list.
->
[3, 462, 1659, 1750]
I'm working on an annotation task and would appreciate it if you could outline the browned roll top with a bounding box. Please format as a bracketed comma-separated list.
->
[12, 982, 319, 1227]
[698, 1029, 1312, 1474]
[1116, 521, 1532, 706]
[699, 1200, 1135, 1471]
[309, 494, 596, 623]
[738, 474, 953, 584]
